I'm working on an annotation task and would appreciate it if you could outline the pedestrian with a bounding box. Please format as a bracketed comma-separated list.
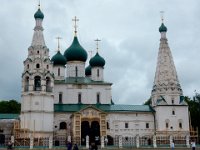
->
[170, 140, 175, 150]
[7, 141, 12, 150]
[73, 143, 79, 150]
[191, 140, 196, 150]
[67, 141, 72, 150]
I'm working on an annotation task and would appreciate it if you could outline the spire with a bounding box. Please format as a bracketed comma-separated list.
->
[31, 4, 45, 46]
[72, 16, 79, 36]
[151, 17, 182, 106]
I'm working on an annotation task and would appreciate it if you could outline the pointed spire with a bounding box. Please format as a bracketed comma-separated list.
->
[151, 16, 182, 106]
[31, 4, 45, 46]
[72, 16, 79, 36]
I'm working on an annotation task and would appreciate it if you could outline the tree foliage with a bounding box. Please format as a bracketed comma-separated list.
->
[0, 100, 21, 113]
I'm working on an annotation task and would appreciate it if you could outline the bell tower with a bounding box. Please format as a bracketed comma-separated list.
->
[20, 5, 54, 137]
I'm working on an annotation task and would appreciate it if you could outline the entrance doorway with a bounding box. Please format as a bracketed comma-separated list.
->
[81, 121, 100, 145]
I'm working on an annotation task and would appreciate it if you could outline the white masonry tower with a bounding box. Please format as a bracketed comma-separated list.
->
[151, 18, 190, 136]
[20, 5, 54, 137]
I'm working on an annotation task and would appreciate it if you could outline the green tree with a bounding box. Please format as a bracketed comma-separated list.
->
[0, 100, 21, 113]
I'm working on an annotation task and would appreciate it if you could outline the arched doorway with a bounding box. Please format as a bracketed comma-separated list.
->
[81, 121, 100, 145]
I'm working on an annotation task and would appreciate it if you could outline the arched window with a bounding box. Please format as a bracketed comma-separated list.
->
[34, 76, 41, 91]
[59, 122, 67, 130]
[47, 65, 49, 69]
[172, 110, 175, 115]
[59, 92, 63, 104]
[27, 64, 29, 69]
[97, 69, 99, 77]
[24, 76, 29, 92]
[37, 51, 39, 54]
[36, 64, 40, 68]
[78, 93, 82, 103]
[97, 93, 100, 103]
[58, 68, 60, 76]
[165, 119, 169, 128]
[46, 77, 51, 92]
[75, 66, 78, 77]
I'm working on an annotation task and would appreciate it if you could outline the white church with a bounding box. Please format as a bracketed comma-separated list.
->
[1, 5, 191, 147]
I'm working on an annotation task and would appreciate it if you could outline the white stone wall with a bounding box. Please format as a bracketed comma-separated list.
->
[91, 67, 104, 81]
[67, 61, 85, 77]
[53, 66, 65, 80]
[107, 112, 155, 137]
[54, 84, 112, 104]
[155, 105, 189, 132]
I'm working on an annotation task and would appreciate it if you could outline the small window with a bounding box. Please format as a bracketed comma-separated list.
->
[78, 93, 82, 103]
[166, 123, 169, 128]
[27, 64, 29, 69]
[125, 123, 128, 128]
[58, 68, 60, 76]
[75, 66, 78, 77]
[37, 51, 39, 54]
[125, 137, 128, 141]
[179, 122, 182, 129]
[36, 64, 40, 68]
[59, 93, 62, 104]
[47, 65, 49, 69]
[97, 69, 99, 77]
[170, 126, 173, 130]
[172, 110, 175, 115]
[97, 93, 100, 103]
[146, 123, 149, 129]
[107, 122, 110, 129]
[172, 99, 174, 104]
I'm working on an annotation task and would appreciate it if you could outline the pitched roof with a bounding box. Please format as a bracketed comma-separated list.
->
[54, 104, 155, 113]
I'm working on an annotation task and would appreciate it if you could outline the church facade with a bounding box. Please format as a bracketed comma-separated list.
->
[19, 7, 190, 145]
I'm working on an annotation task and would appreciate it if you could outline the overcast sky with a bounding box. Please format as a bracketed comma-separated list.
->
[0, 0, 199, 104]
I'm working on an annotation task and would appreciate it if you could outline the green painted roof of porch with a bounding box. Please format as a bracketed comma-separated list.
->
[54, 104, 155, 113]
[54, 77, 112, 85]
[0, 114, 19, 119]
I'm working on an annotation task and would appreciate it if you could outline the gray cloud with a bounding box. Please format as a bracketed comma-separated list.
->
[0, 0, 199, 104]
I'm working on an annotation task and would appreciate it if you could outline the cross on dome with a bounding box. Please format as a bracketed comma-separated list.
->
[56, 37, 62, 52]
[160, 11, 164, 23]
[72, 16, 79, 36]
[95, 38, 101, 53]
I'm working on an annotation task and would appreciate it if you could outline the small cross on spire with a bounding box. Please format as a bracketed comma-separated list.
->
[56, 37, 62, 52]
[95, 38, 101, 53]
[72, 16, 79, 36]
[160, 11, 164, 23]
[38, 0, 41, 9]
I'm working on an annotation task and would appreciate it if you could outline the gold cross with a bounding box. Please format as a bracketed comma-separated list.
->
[72, 16, 79, 35]
[160, 11, 164, 23]
[95, 38, 101, 52]
[56, 37, 62, 52]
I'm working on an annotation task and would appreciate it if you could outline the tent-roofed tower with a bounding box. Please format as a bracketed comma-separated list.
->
[151, 15, 189, 136]
[20, 4, 54, 137]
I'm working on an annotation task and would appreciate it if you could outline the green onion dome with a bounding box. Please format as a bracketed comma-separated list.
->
[159, 23, 167, 32]
[64, 36, 88, 62]
[51, 51, 66, 66]
[89, 52, 105, 67]
[34, 8, 44, 19]
[85, 65, 91, 76]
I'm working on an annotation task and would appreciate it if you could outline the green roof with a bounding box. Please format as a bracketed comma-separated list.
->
[51, 51, 66, 66]
[64, 36, 87, 62]
[159, 23, 167, 32]
[89, 52, 105, 67]
[54, 104, 155, 113]
[85, 65, 91, 76]
[55, 77, 112, 85]
[0, 114, 19, 119]
[34, 8, 44, 19]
